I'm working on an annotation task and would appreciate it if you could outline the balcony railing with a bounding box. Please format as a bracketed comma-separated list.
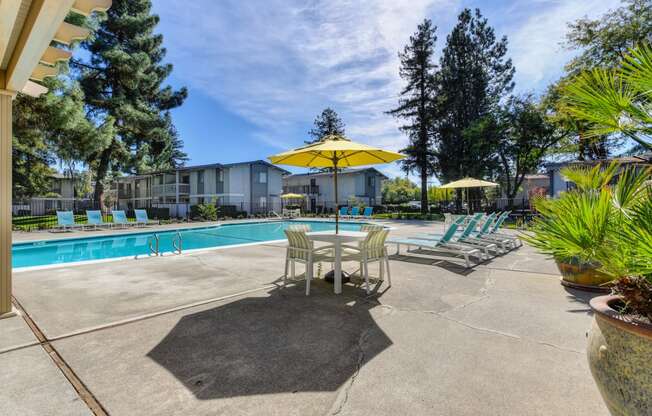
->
[283, 185, 319, 195]
[152, 183, 190, 197]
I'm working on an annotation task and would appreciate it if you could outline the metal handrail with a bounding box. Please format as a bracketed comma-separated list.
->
[148, 233, 160, 256]
[172, 231, 182, 254]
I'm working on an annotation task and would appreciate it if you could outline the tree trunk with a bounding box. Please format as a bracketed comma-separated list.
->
[93, 146, 112, 210]
[420, 168, 428, 214]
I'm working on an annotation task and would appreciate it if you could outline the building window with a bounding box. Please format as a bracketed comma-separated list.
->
[259, 171, 267, 183]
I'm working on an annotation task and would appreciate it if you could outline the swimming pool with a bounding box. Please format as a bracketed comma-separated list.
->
[12, 220, 365, 269]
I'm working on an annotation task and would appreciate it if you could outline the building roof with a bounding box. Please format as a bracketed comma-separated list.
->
[524, 174, 549, 180]
[284, 167, 389, 180]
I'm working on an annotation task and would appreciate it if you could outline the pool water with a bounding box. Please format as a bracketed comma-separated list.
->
[12, 221, 365, 269]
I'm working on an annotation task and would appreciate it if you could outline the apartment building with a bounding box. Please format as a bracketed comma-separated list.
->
[282, 167, 387, 211]
[114, 160, 289, 214]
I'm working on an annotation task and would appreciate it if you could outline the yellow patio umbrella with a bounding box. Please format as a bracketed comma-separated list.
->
[280, 193, 305, 199]
[269, 134, 404, 232]
[439, 177, 498, 214]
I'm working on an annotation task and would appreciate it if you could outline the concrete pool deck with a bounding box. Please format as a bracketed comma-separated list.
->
[1, 220, 608, 415]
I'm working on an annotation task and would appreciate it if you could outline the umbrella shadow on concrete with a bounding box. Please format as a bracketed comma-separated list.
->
[147, 283, 392, 400]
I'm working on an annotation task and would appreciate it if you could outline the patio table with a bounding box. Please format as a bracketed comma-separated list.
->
[307, 230, 367, 294]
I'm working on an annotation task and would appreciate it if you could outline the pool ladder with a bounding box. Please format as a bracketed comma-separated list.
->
[148, 234, 160, 256]
[172, 231, 183, 254]
[148, 232, 182, 257]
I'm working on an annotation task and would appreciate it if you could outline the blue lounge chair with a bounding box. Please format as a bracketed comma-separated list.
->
[135, 209, 157, 227]
[111, 210, 133, 228]
[362, 206, 373, 218]
[54, 211, 82, 232]
[412, 215, 499, 258]
[350, 207, 360, 218]
[86, 210, 110, 230]
[339, 206, 349, 218]
[478, 211, 522, 248]
[387, 222, 483, 268]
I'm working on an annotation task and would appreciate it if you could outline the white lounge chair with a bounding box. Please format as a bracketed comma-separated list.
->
[134, 209, 158, 227]
[86, 210, 111, 230]
[54, 211, 83, 232]
[388, 223, 483, 268]
[111, 210, 134, 229]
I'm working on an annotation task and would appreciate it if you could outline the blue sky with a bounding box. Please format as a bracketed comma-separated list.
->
[150, 0, 621, 182]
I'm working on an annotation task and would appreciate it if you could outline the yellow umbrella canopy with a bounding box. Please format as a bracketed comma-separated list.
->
[440, 177, 498, 214]
[280, 193, 305, 199]
[269, 134, 404, 168]
[439, 177, 498, 189]
[269, 134, 404, 232]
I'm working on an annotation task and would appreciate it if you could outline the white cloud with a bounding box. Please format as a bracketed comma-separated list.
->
[506, 0, 621, 93]
[154, 0, 457, 155]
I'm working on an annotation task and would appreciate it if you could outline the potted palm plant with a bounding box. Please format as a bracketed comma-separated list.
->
[561, 43, 652, 415]
[525, 163, 621, 291]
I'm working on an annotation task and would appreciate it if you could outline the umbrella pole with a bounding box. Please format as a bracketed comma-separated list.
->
[334, 163, 339, 234]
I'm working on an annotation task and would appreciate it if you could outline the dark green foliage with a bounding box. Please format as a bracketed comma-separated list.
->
[307, 108, 345, 143]
[387, 19, 438, 213]
[191, 204, 218, 221]
[76, 0, 187, 203]
[496, 95, 567, 205]
[565, 0, 652, 74]
[381, 177, 420, 204]
[434, 9, 514, 185]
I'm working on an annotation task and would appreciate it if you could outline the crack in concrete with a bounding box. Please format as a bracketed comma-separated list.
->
[328, 328, 370, 416]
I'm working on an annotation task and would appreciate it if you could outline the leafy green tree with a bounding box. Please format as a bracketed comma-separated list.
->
[434, 9, 514, 184]
[427, 186, 453, 202]
[76, 0, 188, 204]
[307, 107, 345, 143]
[565, 0, 652, 74]
[381, 177, 420, 204]
[562, 44, 652, 152]
[496, 95, 568, 206]
[388, 19, 438, 214]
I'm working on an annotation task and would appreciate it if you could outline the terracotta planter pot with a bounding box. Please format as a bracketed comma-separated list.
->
[588, 295, 652, 415]
[555, 259, 611, 292]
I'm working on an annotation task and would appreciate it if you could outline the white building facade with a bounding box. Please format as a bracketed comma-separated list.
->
[114, 160, 288, 215]
[282, 168, 387, 212]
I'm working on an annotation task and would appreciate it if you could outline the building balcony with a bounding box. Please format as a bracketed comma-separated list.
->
[283, 185, 319, 195]
[152, 183, 190, 197]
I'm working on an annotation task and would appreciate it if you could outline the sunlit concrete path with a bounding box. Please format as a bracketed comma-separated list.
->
[1, 220, 608, 415]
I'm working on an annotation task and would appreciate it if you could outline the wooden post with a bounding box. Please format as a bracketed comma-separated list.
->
[0, 90, 16, 318]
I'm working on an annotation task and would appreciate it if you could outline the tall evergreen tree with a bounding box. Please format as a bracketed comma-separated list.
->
[434, 9, 514, 187]
[308, 107, 345, 142]
[76, 0, 187, 204]
[388, 19, 438, 214]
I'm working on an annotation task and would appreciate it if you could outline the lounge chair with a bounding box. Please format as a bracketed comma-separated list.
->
[54, 211, 83, 232]
[111, 210, 133, 229]
[362, 206, 373, 218]
[339, 206, 349, 218]
[350, 206, 360, 218]
[86, 210, 111, 230]
[433, 214, 499, 257]
[134, 209, 158, 227]
[479, 211, 522, 248]
[342, 229, 391, 294]
[284, 229, 335, 295]
[387, 223, 483, 268]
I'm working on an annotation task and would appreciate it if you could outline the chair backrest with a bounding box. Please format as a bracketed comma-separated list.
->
[458, 216, 481, 240]
[477, 212, 496, 236]
[363, 207, 373, 216]
[86, 210, 103, 225]
[339, 207, 348, 216]
[351, 207, 360, 216]
[360, 224, 384, 232]
[112, 210, 128, 224]
[56, 211, 75, 226]
[359, 229, 389, 258]
[454, 215, 466, 225]
[491, 211, 510, 232]
[287, 224, 311, 232]
[284, 229, 313, 260]
[135, 209, 149, 223]
[440, 222, 460, 243]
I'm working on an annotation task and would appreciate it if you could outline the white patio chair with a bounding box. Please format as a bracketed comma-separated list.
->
[342, 229, 391, 294]
[284, 229, 334, 295]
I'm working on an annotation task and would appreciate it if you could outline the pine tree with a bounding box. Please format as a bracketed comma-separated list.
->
[307, 107, 345, 143]
[76, 0, 187, 204]
[387, 19, 438, 214]
[434, 9, 514, 186]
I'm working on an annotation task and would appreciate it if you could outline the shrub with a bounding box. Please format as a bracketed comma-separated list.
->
[191, 204, 218, 221]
